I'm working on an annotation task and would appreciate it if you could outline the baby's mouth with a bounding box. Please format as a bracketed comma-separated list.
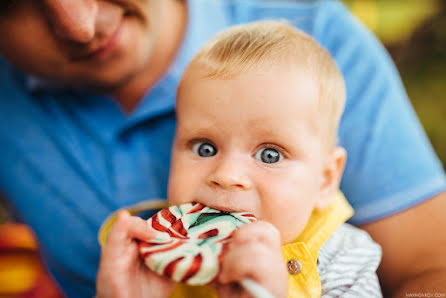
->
[191, 200, 252, 214]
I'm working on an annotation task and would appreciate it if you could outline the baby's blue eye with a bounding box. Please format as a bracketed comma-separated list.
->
[192, 142, 217, 157]
[255, 148, 282, 164]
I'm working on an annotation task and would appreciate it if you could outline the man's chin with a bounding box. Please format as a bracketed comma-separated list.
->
[58, 68, 138, 94]
[76, 76, 132, 93]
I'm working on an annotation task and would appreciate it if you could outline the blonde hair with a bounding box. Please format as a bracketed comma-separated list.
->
[180, 21, 346, 150]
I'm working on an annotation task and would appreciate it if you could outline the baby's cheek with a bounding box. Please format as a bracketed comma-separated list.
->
[168, 183, 191, 205]
[261, 193, 315, 244]
[167, 173, 189, 205]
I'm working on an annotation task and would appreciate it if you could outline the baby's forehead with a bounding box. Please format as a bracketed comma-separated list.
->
[178, 65, 322, 123]
[180, 90, 323, 148]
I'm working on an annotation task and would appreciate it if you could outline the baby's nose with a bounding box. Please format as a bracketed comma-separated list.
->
[206, 159, 252, 191]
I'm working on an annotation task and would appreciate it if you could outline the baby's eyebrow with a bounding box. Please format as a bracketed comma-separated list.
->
[177, 117, 219, 131]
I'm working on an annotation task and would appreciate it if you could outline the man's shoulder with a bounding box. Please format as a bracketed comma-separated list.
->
[225, 0, 349, 23]
[191, 0, 350, 26]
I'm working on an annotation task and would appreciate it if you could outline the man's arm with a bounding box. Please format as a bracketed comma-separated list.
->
[362, 191, 446, 297]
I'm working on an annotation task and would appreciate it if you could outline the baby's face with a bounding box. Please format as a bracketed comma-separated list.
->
[168, 66, 328, 244]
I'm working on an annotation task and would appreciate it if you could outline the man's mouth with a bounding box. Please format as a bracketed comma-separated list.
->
[72, 21, 124, 62]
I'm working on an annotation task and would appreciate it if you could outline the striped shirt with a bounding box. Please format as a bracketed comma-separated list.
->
[318, 224, 382, 297]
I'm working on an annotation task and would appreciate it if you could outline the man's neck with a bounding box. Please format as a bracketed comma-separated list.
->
[111, 0, 188, 114]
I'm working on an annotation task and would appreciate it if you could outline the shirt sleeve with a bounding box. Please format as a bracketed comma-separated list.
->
[311, 1, 446, 224]
[318, 224, 382, 297]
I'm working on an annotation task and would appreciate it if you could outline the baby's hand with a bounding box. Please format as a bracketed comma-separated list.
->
[216, 221, 288, 298]
[96, 211, 175, 298]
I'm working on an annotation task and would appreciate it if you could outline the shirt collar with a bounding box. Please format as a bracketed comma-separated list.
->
[284, 191, 353, 262]
[281, 192, 353, 297]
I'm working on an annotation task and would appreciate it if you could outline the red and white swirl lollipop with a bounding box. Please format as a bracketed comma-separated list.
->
[138, 202, 256, 285]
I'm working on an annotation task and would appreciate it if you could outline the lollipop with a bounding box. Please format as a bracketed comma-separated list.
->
[138, 202, 256, 285]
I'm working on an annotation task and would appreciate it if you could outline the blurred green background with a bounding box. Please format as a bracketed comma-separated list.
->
[0, 1, 445, 223]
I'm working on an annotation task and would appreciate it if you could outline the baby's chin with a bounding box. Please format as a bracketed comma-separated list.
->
[279, 225, 307, 245]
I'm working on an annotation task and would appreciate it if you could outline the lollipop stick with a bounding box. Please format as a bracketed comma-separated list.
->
[240, 278, 275, 298]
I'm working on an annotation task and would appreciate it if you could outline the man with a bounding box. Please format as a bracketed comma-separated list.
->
[0, 0, 445, 297]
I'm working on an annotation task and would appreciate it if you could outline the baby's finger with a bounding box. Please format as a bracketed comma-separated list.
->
[127, 213, 156, 241]
[215, 282, 245, 298]
[219, 240, 288, 298]
[232, 220, 281, 247]
[106, 210, 155, 245]
[101, 210, 155, 262]
[219, 241, 273, 284]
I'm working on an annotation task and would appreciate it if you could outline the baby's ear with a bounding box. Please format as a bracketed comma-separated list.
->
[315, 147, 346, 210]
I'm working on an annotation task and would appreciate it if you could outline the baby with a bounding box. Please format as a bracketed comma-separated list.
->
[165, 21, 382, 297]
[98, 21, 382, 298]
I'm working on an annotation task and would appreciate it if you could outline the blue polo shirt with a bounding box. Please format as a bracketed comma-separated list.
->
[1, 0, 445, 297]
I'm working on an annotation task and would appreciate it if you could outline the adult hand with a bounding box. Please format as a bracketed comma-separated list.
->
[215, 221, 288, 298]
[96, 210, 175, 298]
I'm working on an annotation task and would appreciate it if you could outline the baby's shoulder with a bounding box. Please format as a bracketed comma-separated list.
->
[317, 224, 383, 297]
[320, 224, 381, 261]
